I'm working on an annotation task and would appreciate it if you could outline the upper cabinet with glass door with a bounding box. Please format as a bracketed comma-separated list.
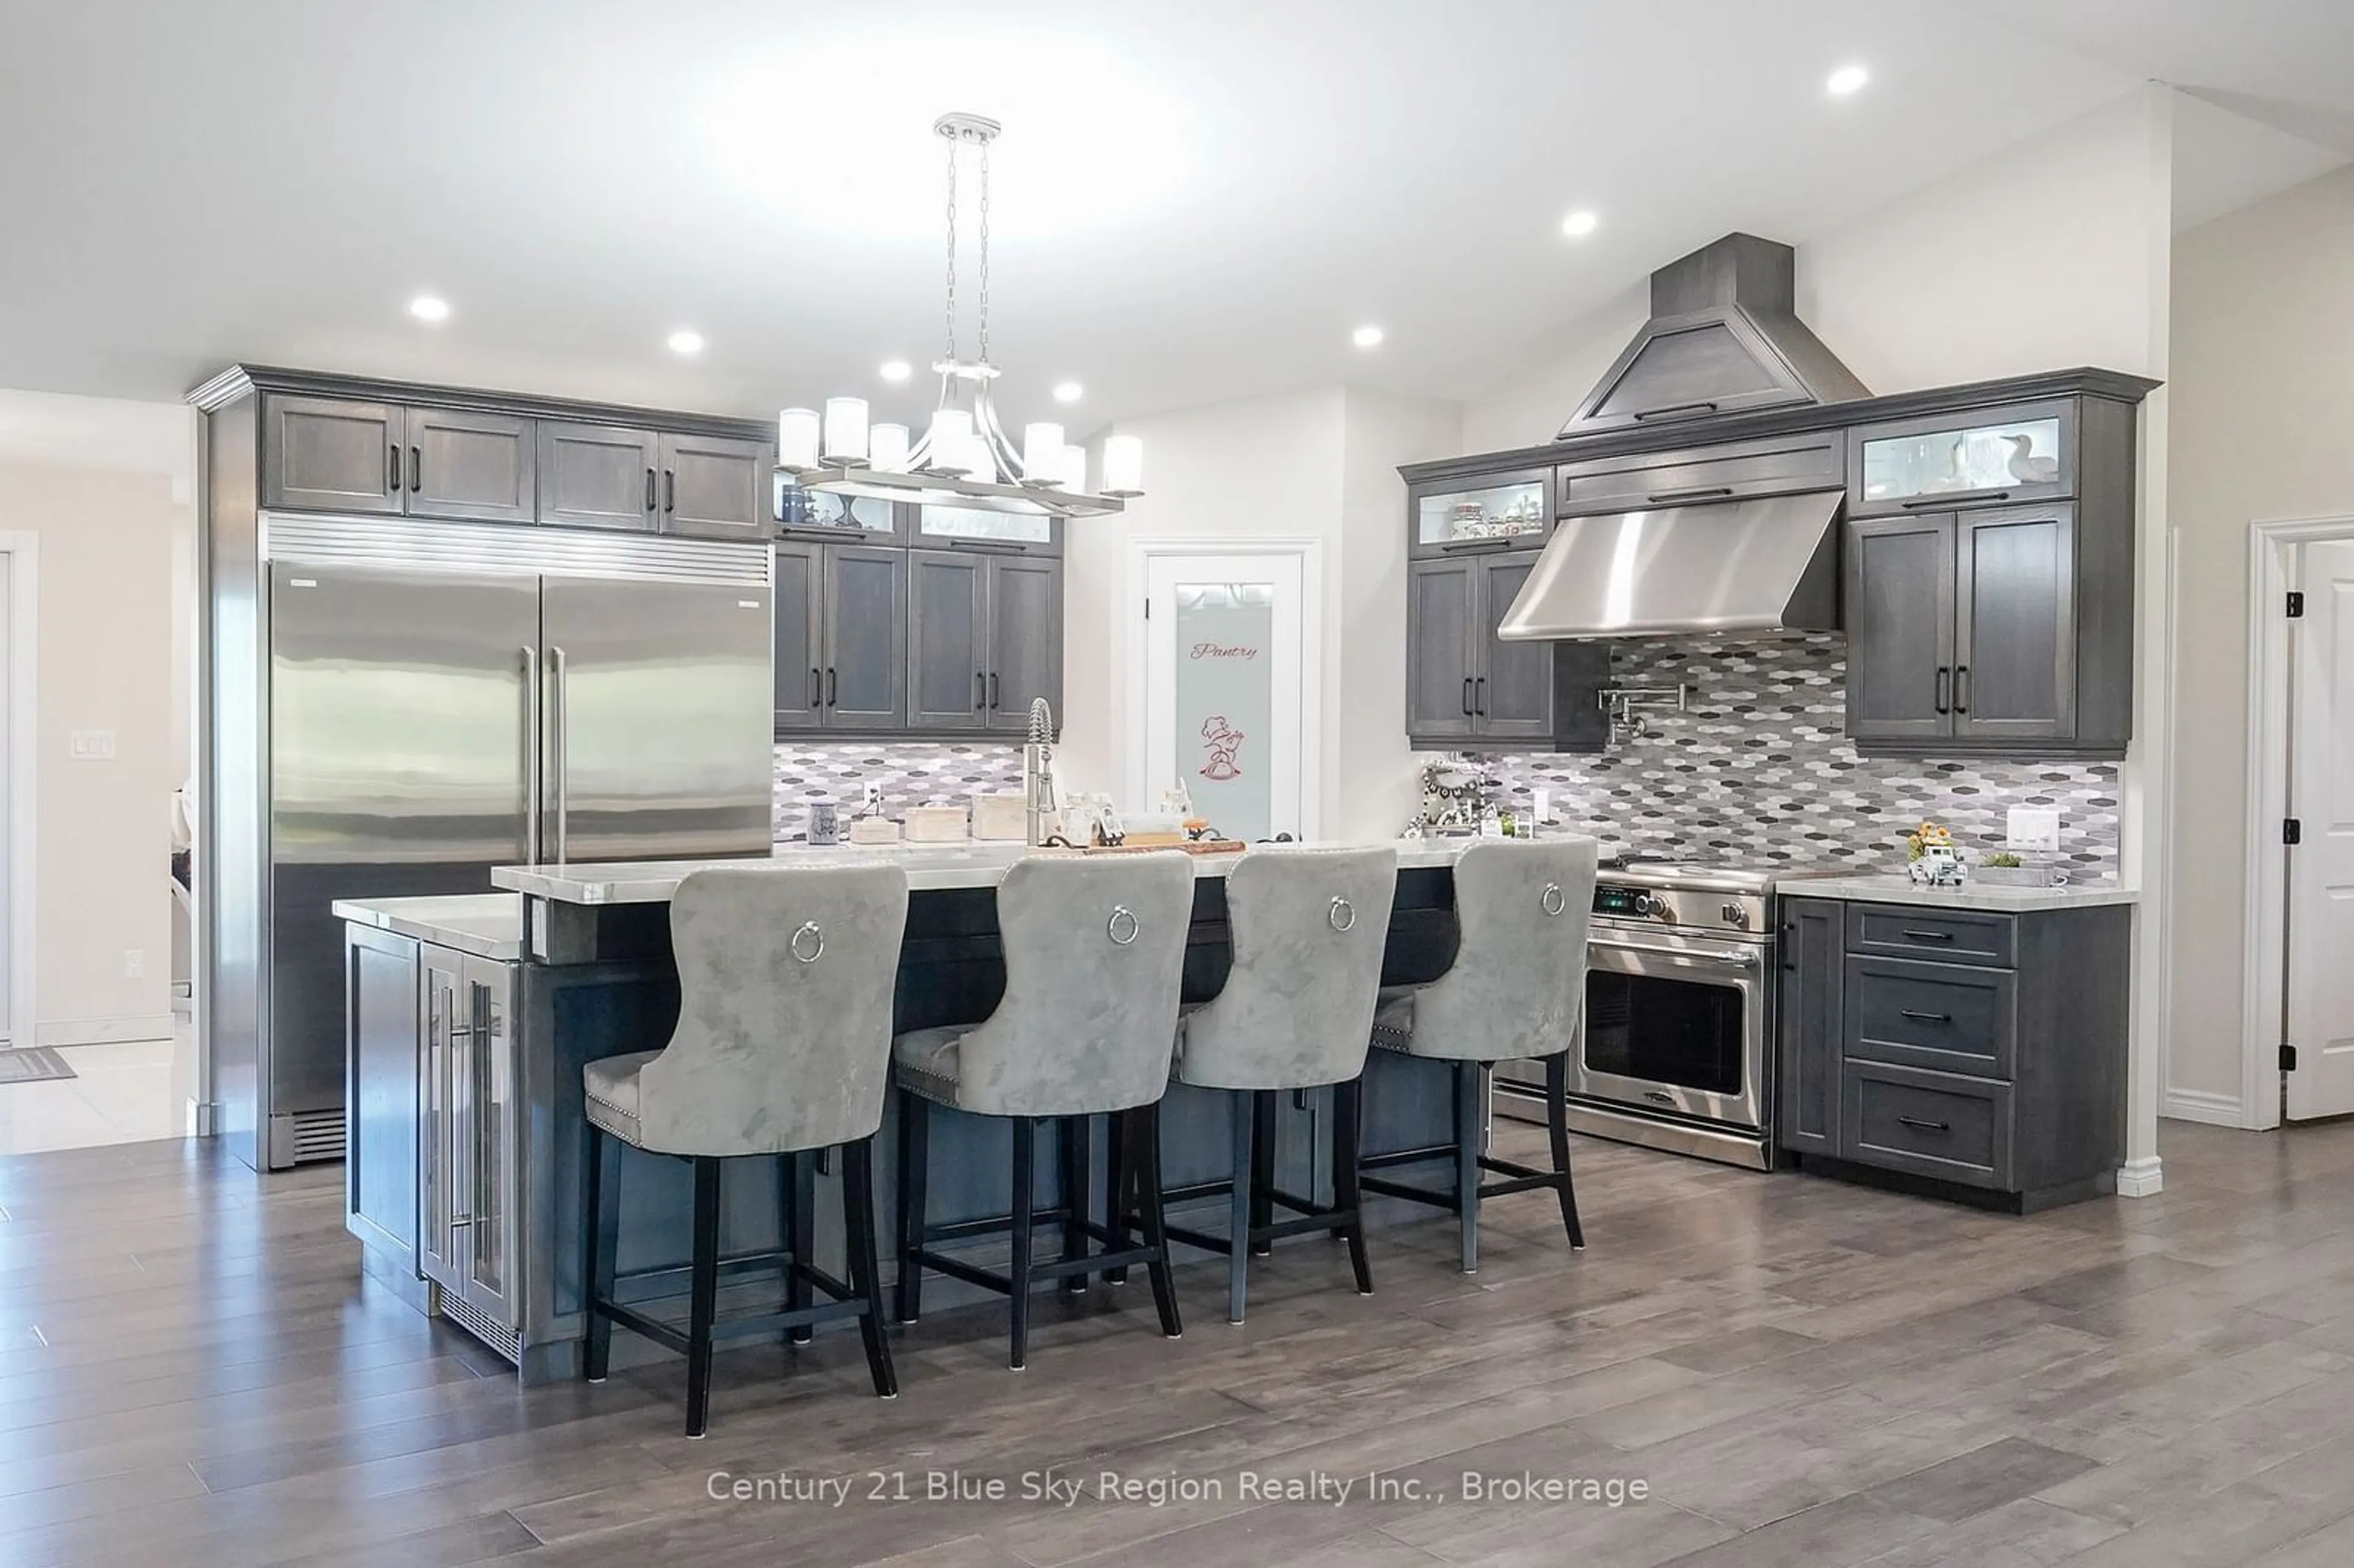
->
[912, 503, 1061, 555]
[1848, 399, 2076, 516]
[774, 476, 906, 542]
[1407, 466, 1553, 558]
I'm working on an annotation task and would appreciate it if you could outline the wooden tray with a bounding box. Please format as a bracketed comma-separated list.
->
[1077, 839, 1246, 856]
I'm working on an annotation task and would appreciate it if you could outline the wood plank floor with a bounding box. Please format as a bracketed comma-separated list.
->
[6, 1119, 2354, 1567]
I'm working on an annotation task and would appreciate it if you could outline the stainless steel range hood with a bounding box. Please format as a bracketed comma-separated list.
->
[1496, 490, 1843, 641]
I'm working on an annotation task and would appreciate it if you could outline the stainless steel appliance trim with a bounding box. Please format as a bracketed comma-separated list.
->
[1587, 931, 1762, 967]
[1496, 1081, 1773, 1171]
[1571, 929, 1769, 1132]
[522, 645, 543, 866]
[261, 511, 773, 587]
[550, 646, 570, 866]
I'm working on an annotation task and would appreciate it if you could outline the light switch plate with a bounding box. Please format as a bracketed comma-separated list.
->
[69, 729, 116, 759]
[2006, 807, 2062, 851]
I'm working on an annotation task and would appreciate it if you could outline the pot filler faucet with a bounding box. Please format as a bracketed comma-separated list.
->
[1025, 697, 1059, 847]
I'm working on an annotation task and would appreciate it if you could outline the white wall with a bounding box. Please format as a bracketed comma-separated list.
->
[0, 389, 198, 1045]
[2164, 162, 2354, 1117]
[1063, 384, 1458, 841]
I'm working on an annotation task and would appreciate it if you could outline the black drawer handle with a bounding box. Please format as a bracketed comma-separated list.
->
[975, 672, 987, 711]
[388, 443, 402, 493]
[1935, 666, 1950, 715]
[1954, 664, 1970, 715]
[1462, 677, 1474, 717]
[408, 446, 422, 492]
[826, 668, 838, 706]
[1647, 486, 1734, 504]
[1474, 676, 1487, 717]
[1897, 1115, 1951, 1134]
[1902, 930, 1956, 942]
[1899, 1009, 1951, 1024]
[1903, 491, 2011, 509]
[664, 468, 677, 514]
[646, 468, 658, 512]
[989, 672, 1000, 710]
[1631, 401, 1719, 422]
[809, 668, 822, 707]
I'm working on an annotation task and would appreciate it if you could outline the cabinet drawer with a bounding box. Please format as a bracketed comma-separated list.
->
[1847, 905, 2014, 967]
[1842, 1061, 2013, 1189]
[1558, 432, 1840, 516]
[1845, 956, 2015, 1078]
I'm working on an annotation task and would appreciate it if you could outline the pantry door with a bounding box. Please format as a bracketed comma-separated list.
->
[1137, 548, 1315, 843]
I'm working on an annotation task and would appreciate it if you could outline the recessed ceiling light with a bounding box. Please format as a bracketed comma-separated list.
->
[1052, 381, 1084, 403]
[1826, 64, 1869, 97]
[408, 295, 450, 323]
[668, 329, 705, 356]
[879, 360, 912, 382]
[1560, 210, 1599, 238]
[1352, 325, 1384, 349]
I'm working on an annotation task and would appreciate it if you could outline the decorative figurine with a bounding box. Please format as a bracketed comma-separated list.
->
[1905, 820, 1968, 887]
[2005, 432, 2060, 484]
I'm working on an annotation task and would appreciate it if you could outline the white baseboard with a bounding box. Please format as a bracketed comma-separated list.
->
[36, 1014, 177, 1048]
[2115, 1156, 2165, 1198]
[2162, 1088, 2247, 1128]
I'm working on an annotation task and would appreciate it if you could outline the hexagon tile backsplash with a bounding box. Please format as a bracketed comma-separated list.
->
[1479, 636, 2120, 880]
[773, 742, 1023, 841]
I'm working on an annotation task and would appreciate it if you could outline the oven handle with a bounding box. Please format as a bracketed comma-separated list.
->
[1588, 934, 1761, 968]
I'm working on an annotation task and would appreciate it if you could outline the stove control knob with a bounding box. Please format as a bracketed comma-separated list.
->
[1635, 891, 1667, 919]
[1721, 902, 1748, 928]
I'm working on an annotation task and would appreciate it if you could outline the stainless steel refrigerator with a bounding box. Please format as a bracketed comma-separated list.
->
[211, 514, 773, 1169]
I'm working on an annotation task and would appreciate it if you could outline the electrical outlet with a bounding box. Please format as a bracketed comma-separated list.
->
[69, 729, 116, 759]
[123, 948, 144, 978]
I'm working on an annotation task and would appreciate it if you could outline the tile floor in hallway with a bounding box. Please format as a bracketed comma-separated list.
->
[7, 1117, 2354, 1566]
[0, 1027, 196, 1154]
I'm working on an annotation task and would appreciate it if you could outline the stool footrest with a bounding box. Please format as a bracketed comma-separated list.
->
[1164, 1205, 1362, 1259]
[908, 1240, 1161, 1299]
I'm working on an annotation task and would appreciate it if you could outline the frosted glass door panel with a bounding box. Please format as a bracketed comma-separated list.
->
[1173, 585, 1275, 842]
[1860, 417, 2062, 506]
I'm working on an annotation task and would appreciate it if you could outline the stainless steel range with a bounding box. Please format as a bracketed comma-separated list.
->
[1497, 861, 1779, 1170]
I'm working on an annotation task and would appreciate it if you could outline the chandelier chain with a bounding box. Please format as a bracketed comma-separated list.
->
[943, 131, 959, 363]
[977, 137, 992, 365]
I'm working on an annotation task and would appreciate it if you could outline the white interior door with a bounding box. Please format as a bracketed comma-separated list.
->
[2287, 539, 2354, 1119]
[1141, 552, 1306, 842]
[0, 552, 10, 1045]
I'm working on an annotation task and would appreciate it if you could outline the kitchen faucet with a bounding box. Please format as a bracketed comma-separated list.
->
[1024, 697, 1059, 847]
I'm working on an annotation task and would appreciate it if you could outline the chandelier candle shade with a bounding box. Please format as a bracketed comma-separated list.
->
[777, 112, 1138, 518]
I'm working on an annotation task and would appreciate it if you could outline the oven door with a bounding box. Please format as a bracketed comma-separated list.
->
[1569, 927, 1766, 1130]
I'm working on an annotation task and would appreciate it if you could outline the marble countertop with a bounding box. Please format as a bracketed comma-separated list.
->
[332, 892, 526, 961]
[492, 837, 1507, 906]
[1783, 874, 2137, 913]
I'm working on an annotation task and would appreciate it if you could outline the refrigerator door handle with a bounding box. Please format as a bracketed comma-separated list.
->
[522, 645, 543, 864]
[550, 645, 571, 864]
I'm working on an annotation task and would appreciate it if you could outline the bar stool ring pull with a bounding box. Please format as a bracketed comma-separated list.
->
[1541, 883, 1567, 916]
[790, 921, 825, 962]
[1328, 896, 1357, 932]
[1107, 906, 1140, 945]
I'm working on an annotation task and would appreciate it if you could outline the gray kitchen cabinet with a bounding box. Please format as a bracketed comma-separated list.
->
[1847, 398, 2076, 517]
[1775, 897, 1844, 1158]
[1954, 506, 2076, 744]
[1407, 551, 1606, 752]
[421, 943, 523, 1339]
[912, 504, 1061, 555]
[405, 408, 536, 523]
[1558, 430, 1841, 517]
[263, 395, 406, 514]
[1846, 514, 1957, 744]
[983, 556, 1064, 731]
[908, 549, 989, 731]
[660, 431, 774, 539]
[536, 421, 661, 531]
[1774, 895, 2129, 1212]
[772, 541, 826, 732]
[345, 924, 423, 1281]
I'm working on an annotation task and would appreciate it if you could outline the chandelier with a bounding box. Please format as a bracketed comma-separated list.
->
[776, 112, 1141, 517]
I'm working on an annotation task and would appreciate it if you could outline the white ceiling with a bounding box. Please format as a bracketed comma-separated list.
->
[1, 0, 2347, 433]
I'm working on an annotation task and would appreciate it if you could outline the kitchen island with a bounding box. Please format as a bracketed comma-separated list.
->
[341, 839, 1499, 1382]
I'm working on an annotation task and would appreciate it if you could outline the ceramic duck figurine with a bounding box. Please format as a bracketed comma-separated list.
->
[2006, 433, 2060, 484]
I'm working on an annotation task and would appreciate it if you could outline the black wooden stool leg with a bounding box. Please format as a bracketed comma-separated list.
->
[684, 1155, 723, 1438]
[1058, 1115, 1091, 1295]
[1228, 1089, 1254, 1324]
[895, 1089, 928, 1325]
[1249, 1089, 1277, 1256]
[582, 1122, 619, 1382]
[1009, 1116, 1037, 1369]
[783, 1150, 814, 1344]
[841, 1137, 899, 1398]
[1455, 1060, 1482, 1274]
[1545, 1051, 1585, 1250]
[1336, 1076, 1373, 1296]
[1103, 1109, 1130, 1285]
[1135, 1104, 1184, 1340]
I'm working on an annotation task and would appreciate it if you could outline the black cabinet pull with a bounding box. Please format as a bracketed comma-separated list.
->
[1474, 676, 1487, 716]
[1899, 1009, 1951, 1024]
[387, 444, 402, 493]
[975, 672, 987, 710]
[809, 668, 821, 707]
[646, 468, 658, 512]
[1902, 929, 1955, 942]
[663, 470, 676, 514]
[1934, 666, 1950, 714]
[1631, 400, 1718, 422]
[826, 668, 838, 706]
[1646, 485, 1734, 504]
[408, 446, 422, 492]
[1462, 677, 1474, 717]
[989, 672, 1000, 710]
[1953, 665, 1971, 715]
[1903, 491, 2009, 509]
[1896, 1115, 1951, 1134]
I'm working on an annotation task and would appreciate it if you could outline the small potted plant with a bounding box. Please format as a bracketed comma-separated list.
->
[1974, 850, 2049, 888]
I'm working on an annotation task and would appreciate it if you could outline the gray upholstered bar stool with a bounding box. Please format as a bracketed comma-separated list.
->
[1357, 838, 1597, 1273]
[579, 863, 908, 1438]
[1151, 845, 1399, 1324]
[892, 853, 1193, 1370]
